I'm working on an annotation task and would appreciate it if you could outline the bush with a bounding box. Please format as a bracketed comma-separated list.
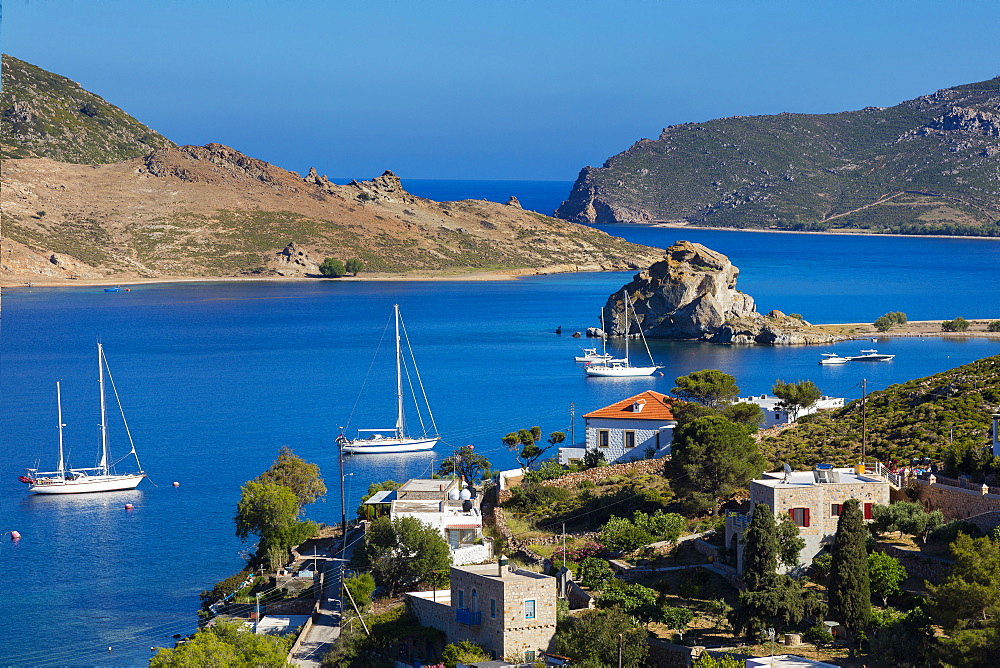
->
[927, 519, 981, 544]
[442, 640, 490, 667]
[523, 460, 569, 483]
[600, 510, 686, 552]
[802, 622, 834, 649]
[941, 317, 970, 332]
[319, 258, 346, 277]
[505, 482, 572, 513]
[344, 573, 375, 612]
[578, 556, 614, 590]
[988, 320, 1000, 333]
[596, 579, 659, 621]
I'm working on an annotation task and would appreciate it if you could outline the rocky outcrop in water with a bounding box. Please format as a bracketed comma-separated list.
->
[602, 241, 844, 345]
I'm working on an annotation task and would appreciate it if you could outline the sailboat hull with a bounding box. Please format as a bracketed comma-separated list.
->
[342, 437, 438, 454]
[28, 473, 145, 494]
[585, 365, 659, 377]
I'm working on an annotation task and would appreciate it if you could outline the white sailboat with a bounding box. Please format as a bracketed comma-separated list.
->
[340, 305, 439, 454]
[21, 344, 146, 494]
[586, 292, 660, 377]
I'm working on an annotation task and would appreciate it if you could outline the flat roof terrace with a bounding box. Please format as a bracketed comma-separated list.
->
[755, 469, 887, 487]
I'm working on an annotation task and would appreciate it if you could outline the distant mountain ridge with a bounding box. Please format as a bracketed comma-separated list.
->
[556, 78, 1000, 236]
[0, 56, 659, 281]
[1, 54, 175, 163]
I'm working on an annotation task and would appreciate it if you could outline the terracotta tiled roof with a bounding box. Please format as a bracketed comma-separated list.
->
[445, 523, 481, 529]
[583, 390, 679, 421]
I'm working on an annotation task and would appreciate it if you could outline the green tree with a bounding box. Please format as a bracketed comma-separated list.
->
[666, 415, 765, 515]
[344, 572, 376, 612]
[253, 446, 326, 510]
[873, 315, 894, 332]
[357, 516, 451, 596]
[344, 258, 364, 276]
[442, 640, 490, 667]
[777, 514, 805, 570]
[867, 551, 906, 606]
[771, 379, 823, 422]
[578, 556, 614, 590]
[733, 574, 820, 640]
[721, 401, 764, 429]
[742, 504, 779, 591]
[693, 655, 744, 668]
[988, 320, 1000, 333]
[672, 369, 740, 409]
[502, 426, 564, 470]
[661, 605, 696, 638]
[942, 316, 970, 332]
[926, 533, 1000, 666]
[319, 257, 346, 277]
[582, 447, 606, 469]
[868, 606, 934, 666]
[437, 445, 491, 484]
[829, 499, 871, 656]
[802, 622, 834, 650]
[870, 501, 943, 542]
[235, 481, 317, 568]
[151, 619, 293, 667]
[554, 607, 649, 668]
[597, 579, 659, 621]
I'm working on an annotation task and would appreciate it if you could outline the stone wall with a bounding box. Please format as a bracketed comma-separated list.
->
[453, 543, 492, 566]
[913, 478, 1000, 521]
[498, 457, 668, 503]
[875, 545, 950, 585]
[565, 580, 594, 610]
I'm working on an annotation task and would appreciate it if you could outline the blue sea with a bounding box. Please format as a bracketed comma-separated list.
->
[2, 181, 1000, 666]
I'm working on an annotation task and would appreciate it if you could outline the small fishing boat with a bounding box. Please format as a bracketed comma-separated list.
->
[819, 353, 849, 365]
[104, 286, 120, 292]
[340, 305, 439, 454]
[846, 349, 895, 362]
[21, 344, 146, 494]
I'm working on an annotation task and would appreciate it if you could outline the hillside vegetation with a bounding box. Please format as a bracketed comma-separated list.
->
[1, 54, 174, 163]
[557, 77, 1000, 236]
[761, 354, 1000, 474]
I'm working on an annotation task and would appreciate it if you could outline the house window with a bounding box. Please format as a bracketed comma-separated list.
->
[457, 589, 464, 610]
[598, 430, 609, 447]
[525, 599, 536, 619]
[831, 504, 842, 517]
[790, 507, 810, 527]
[525, 650, 537, 661]
[864, 503, 873, 520]
[490, 598, 496, 618]
[471, 588, 478, 613]
[624, 430, 636, 448]
[655, 431, 661, 449]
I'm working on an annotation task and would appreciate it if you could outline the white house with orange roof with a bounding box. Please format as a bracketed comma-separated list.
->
[558, 390, 680, 465]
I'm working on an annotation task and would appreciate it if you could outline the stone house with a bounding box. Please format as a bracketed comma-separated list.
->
[725, 465, 890, 573]
[408, 560, 557, 663]
[558, 390, 678, 465]
[733, 393, 845, 428]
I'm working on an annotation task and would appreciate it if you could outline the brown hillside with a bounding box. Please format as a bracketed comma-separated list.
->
[0, 143, 661, 282]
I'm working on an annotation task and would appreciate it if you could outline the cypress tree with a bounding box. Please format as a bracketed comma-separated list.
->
[742, 503, 779, 591]
[829, 498, 871, 655]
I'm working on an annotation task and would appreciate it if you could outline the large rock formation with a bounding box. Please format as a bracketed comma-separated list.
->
[602, 241, 843, 345]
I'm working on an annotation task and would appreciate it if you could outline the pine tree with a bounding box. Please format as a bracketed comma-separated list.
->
[742, 503, 779, 591]
[829, 498, 871, 655]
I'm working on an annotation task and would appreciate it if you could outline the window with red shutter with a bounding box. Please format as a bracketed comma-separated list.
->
[790, 507, 809, 527]
[831, 504, 842, 517]
[803, 507, 810, 527]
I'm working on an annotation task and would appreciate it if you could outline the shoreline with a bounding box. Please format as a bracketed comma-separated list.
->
[648, 222, 1000, 242]
[814, 319, 1000, 340]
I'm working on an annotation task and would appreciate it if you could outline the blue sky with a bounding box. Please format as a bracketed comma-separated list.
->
[2, 0, 999, 180]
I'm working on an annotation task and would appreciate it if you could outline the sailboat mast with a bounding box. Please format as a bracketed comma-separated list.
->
[623, 292, 630, 365]
[394, 304, 404, 439]
[56, 381, 65, 476]
[98, 343, 108, 474]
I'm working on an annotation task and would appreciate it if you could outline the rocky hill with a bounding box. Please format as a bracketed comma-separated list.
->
[1, 54, 175, 163]
[556, 77, 1000, 236]
[0, 57, 659, 282]
[603, 241, 843, 345]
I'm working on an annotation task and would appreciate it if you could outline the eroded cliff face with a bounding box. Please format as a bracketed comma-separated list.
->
[602, 240, 844, 345]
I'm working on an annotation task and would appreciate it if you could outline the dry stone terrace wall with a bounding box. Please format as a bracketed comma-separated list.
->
[497, 457, 668, 503]
[913, 478, 1000, 521]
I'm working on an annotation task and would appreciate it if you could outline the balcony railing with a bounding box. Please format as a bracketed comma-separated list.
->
[456, 608, 481, 625]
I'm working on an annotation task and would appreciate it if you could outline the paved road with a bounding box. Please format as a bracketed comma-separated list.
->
[289, 529, 363, 668]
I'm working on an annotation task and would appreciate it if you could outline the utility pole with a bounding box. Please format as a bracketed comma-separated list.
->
[618, 633, 623, 668]
[562, 523, 566, 570]
[570, 402, 576, 446]
[861, 379, 868, 463]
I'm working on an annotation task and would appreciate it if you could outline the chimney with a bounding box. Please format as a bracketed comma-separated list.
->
[993, 414, 1000, 457]
[498, 555, 508, 578]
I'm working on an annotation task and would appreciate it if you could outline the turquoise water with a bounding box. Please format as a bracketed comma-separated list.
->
[1, 218, 999, 665]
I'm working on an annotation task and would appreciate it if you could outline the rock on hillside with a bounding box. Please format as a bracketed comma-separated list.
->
[1, 54, 174, 163]
[0, 143, 662, 281]
[602, 241, 843, 345]
[556, 77, 1000, 236]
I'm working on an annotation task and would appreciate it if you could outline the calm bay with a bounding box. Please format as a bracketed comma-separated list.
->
[1, 191, 1000, 665]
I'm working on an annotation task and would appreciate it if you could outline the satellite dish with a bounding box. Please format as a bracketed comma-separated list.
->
[783, 462, 792, 482]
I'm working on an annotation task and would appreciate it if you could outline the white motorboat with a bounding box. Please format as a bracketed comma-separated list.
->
[846, 349, 895, 362]
[21, 344, 146, 494]
[340, 305, 439, 454]
[574, 347, 613, 363]
[586, 292, 660, 377]
[819, 353, 849, 365]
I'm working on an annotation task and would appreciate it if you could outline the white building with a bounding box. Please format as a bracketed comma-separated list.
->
[558, 390, 678, 465]
[734, 394, 845, 429]
[374, 478, 491, 566]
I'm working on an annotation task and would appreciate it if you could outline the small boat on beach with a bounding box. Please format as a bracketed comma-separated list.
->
[21, 344, 146, 494]
[340, 305, 439, 454]
[819, 353, 849, 365]
[846, 349, 895, 362]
